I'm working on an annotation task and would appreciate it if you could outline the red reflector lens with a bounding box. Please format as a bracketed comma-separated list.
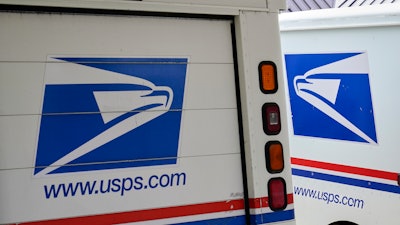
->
[268, 178, 287, 211]
[262, 103, 281, 135]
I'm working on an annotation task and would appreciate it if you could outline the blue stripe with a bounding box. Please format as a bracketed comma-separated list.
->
[292, 168, 400, 194]
[55, 57, 188, 63]
[250, 209, 295, 224]
[173, 215, 246, 225]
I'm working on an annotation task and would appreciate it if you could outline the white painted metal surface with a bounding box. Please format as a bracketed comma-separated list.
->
[0, 0, 295, 224]
[280, 5, 400, 225]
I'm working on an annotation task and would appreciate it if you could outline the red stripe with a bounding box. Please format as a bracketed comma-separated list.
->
[248, 194, 294, 209]
[287, 193, 294, 204]
[19, 194, 296, 224]
[249, 196, 268, 208]
[20, 199, 245, 225]
[291, 157, 398, 181]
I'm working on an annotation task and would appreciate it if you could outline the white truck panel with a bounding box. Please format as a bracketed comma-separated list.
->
[0, 0, 295, 224]
[236, 9, 293, 198]
[0, 11, 245, 224]
[280, 4, 400, 225]
[0, 13, 233, 63]
[0, 155, 244, 223]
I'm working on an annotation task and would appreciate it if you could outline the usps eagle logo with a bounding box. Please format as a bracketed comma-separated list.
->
[34, 57, 188, 176]
[285, 52, 377, 144]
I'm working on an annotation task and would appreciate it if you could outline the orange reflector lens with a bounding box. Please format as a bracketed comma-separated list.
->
[268, 178, 287, 211]
[266, 141, 284, 173]
[259, 61, 278, 93]
[262, 103, 281, 135]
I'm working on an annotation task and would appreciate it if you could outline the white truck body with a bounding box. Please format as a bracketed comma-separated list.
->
[280, 4, 400, 225]
[0, 0, 296, 224]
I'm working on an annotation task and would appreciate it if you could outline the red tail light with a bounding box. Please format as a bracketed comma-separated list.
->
[268, 177, 287, 211]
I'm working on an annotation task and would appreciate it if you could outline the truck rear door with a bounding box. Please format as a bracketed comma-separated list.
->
[0, 10, 245, 224]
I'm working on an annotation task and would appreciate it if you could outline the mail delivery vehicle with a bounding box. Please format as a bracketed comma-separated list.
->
[0, 0, 296, 224]
[280, 4, 400, 225]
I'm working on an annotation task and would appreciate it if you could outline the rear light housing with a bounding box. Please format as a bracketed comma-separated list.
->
[257, 61, 288, 213]
[268, 177, 287, 211]
[262, 103, 281, 135]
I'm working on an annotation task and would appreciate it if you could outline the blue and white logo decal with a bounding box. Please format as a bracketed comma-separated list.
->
[285, 52, 377, 144]
[34, 57, 188, 176]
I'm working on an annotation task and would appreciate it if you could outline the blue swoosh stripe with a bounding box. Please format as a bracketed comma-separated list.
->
[174, 209, 295, 225]
[173, 215, 246, 225]
[250, 209, 295, 224]
[292, 168, 400, 194]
